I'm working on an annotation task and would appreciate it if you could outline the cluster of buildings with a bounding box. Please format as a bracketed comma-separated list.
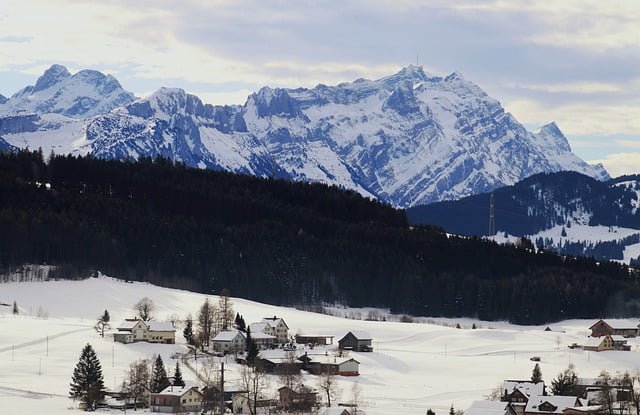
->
[567, 320, 636, 352]
[467, 378, 624, 415]
[111, 314, 373, 414]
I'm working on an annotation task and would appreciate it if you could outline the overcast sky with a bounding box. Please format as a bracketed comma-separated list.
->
[1, 0, 638, 177]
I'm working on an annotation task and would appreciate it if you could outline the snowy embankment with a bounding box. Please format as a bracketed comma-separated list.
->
[2, 276, 640, 415]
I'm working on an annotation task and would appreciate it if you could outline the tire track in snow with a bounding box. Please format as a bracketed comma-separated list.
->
[0, 326, 92, 353]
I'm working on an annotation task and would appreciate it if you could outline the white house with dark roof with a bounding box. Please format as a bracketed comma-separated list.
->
[211, 330, 246, 354]
[149, 381, 202, 413]
[114, 319, 175, 344]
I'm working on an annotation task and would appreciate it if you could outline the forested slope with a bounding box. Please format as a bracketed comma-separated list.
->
[0, 150, 637, 324]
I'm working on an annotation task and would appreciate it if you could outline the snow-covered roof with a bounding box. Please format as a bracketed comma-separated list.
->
[251, 332, 277, 340]
[466, 400, 512, 415]
[117, 319, 147, 330]
[503, 380, 544, 397]
[212, 330, 244, 342]
[147, 321, 176, 332]
[249, 322, 268, 333]
[316, 407, 350, 415]
[610, 335, 628, 342]
[262, 316, 288, 329]
[583, 337, 605, 347]
[524, 395, 582, 414]
[157, 381, 200, 397]
[307, 354, 359, 365]
[344, 330, 372, 340]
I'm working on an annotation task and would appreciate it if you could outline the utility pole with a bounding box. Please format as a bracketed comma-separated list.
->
[219, 362, 225, 415]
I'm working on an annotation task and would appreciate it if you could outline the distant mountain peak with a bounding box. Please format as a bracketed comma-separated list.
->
[381, 65, 431, 86]
[33, 64, 71, 92]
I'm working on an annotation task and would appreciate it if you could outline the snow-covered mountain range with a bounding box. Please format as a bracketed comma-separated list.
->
[0, 64, 608, 207]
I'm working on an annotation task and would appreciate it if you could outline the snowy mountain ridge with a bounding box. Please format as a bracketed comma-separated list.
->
[0, 64, 608, 207]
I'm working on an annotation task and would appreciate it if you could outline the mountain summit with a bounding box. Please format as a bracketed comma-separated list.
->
[0, 64, 608, 207]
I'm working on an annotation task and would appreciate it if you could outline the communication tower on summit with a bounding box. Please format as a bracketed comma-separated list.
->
[489, 191, 495, 236]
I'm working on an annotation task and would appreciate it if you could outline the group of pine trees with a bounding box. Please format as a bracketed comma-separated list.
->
[69, 343, 186, 410]
[2, 150, 639, 324]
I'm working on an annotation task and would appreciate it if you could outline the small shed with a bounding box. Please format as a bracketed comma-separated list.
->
[338, 331, 372, 352]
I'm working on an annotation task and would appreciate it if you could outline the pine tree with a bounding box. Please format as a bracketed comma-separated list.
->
[101, 309, 110, 323]
[150, 355, 170, 393]
[12, 300, 18, 315]
[246, 327, 258, 366]
[449, 404, 455, 415]
[531, 363, 543, 383]
[183, 315, 195, 345]
[173, 361, 185, 387]
[69, 343, 105, 410]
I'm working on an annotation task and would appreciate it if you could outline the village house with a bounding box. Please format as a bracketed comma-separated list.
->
[247, 324, 277, 349]
[277, 385, 318, 412]
[260, 356, 302, 375]
[581, 334, 630, 352]
[589, 319, 638, 338]
[300, 353, 360, 376]
[502, 380, 545, 415]
[260, 316, 290, 343]
[295, 333, 335, 346]
[211, 330, 246, 355]
[466, 400, 517, 415]
[149, 381, 203, 413]
[338, 331, 373, 352]
[232, 393, 277, 414]
[114, 319, 175, 344]
[523, 395, 588, 415]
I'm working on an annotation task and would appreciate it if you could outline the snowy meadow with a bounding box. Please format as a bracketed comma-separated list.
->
[2, 275, 640, 414]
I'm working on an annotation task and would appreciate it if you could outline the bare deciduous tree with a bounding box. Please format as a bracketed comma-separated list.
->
[198, 298, 217, 348]
[123, 358, 151, 410]
[218, 288, 234, 331]
[318, 369, 341, 407]
[239, 364, 269, 415]
[134, 297, 155, 321]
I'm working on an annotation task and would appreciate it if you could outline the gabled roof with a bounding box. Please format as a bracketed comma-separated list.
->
[262, 316, 289, 330]
[341, 330, 372, 341]
[503, 380, 544, 397]
[117, 319, 148, 331]
[249, 322, 269, 333]
[147, 321, 176, 332]
[589, 319, 612, 330]
[524, 395, 582, 414]
[466, 400, 512, 415]
[156, 381, 201, 397]
[212, 330, 245, 342]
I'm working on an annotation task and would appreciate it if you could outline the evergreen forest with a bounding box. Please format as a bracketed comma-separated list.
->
[1, 150, 639, 324]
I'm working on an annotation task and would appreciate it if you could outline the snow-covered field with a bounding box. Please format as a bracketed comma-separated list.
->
[2, 276, 640, 414]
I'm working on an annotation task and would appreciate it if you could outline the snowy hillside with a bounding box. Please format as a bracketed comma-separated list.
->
[2, 275, 640, 414]
[0, 64, 607, 207]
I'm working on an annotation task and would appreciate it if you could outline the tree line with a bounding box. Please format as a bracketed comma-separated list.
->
[1, 149, 639, 324]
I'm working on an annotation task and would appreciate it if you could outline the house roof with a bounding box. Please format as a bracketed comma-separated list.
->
[147, 321, 176, 332]
[317, 407, 350, 415]
[503, 380, 544, 397]
[524, 395, 583, 414]
[307, 355, 360, 365]
[117, 319, 147, 330]
[262, 316, 289, 330]
[156, 381, 201, 397]
[249, 322, 269, 333]
[251, 331, 277, 340]
[466, 400, 512, 415]
[589, 319, 612, 330]
[213, 330, 245, 342]
[341, 330, 372, 341]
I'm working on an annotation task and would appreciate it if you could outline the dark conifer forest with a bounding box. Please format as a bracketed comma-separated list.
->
[1, 150, 639, 324]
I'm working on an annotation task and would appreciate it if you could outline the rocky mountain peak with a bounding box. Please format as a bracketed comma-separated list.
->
[33, 64, 71, 92]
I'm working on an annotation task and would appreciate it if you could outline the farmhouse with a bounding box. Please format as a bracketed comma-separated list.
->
[589, 319, 637, 338]
[211, 330, 246, 354]
[261, 316, 290, 343]
[114, 319, 175, 344]
[502, 380, 545, 415]
[149, 381, 203, 413]
[305, 355, 360, 376]
[295, 333, 335, 346]
[523, 395, 587, 415]
[338, 331, 373, 352]
[277, 385, 318, 412]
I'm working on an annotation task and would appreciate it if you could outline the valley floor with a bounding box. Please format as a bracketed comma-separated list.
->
[2, 276, 640, 414]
